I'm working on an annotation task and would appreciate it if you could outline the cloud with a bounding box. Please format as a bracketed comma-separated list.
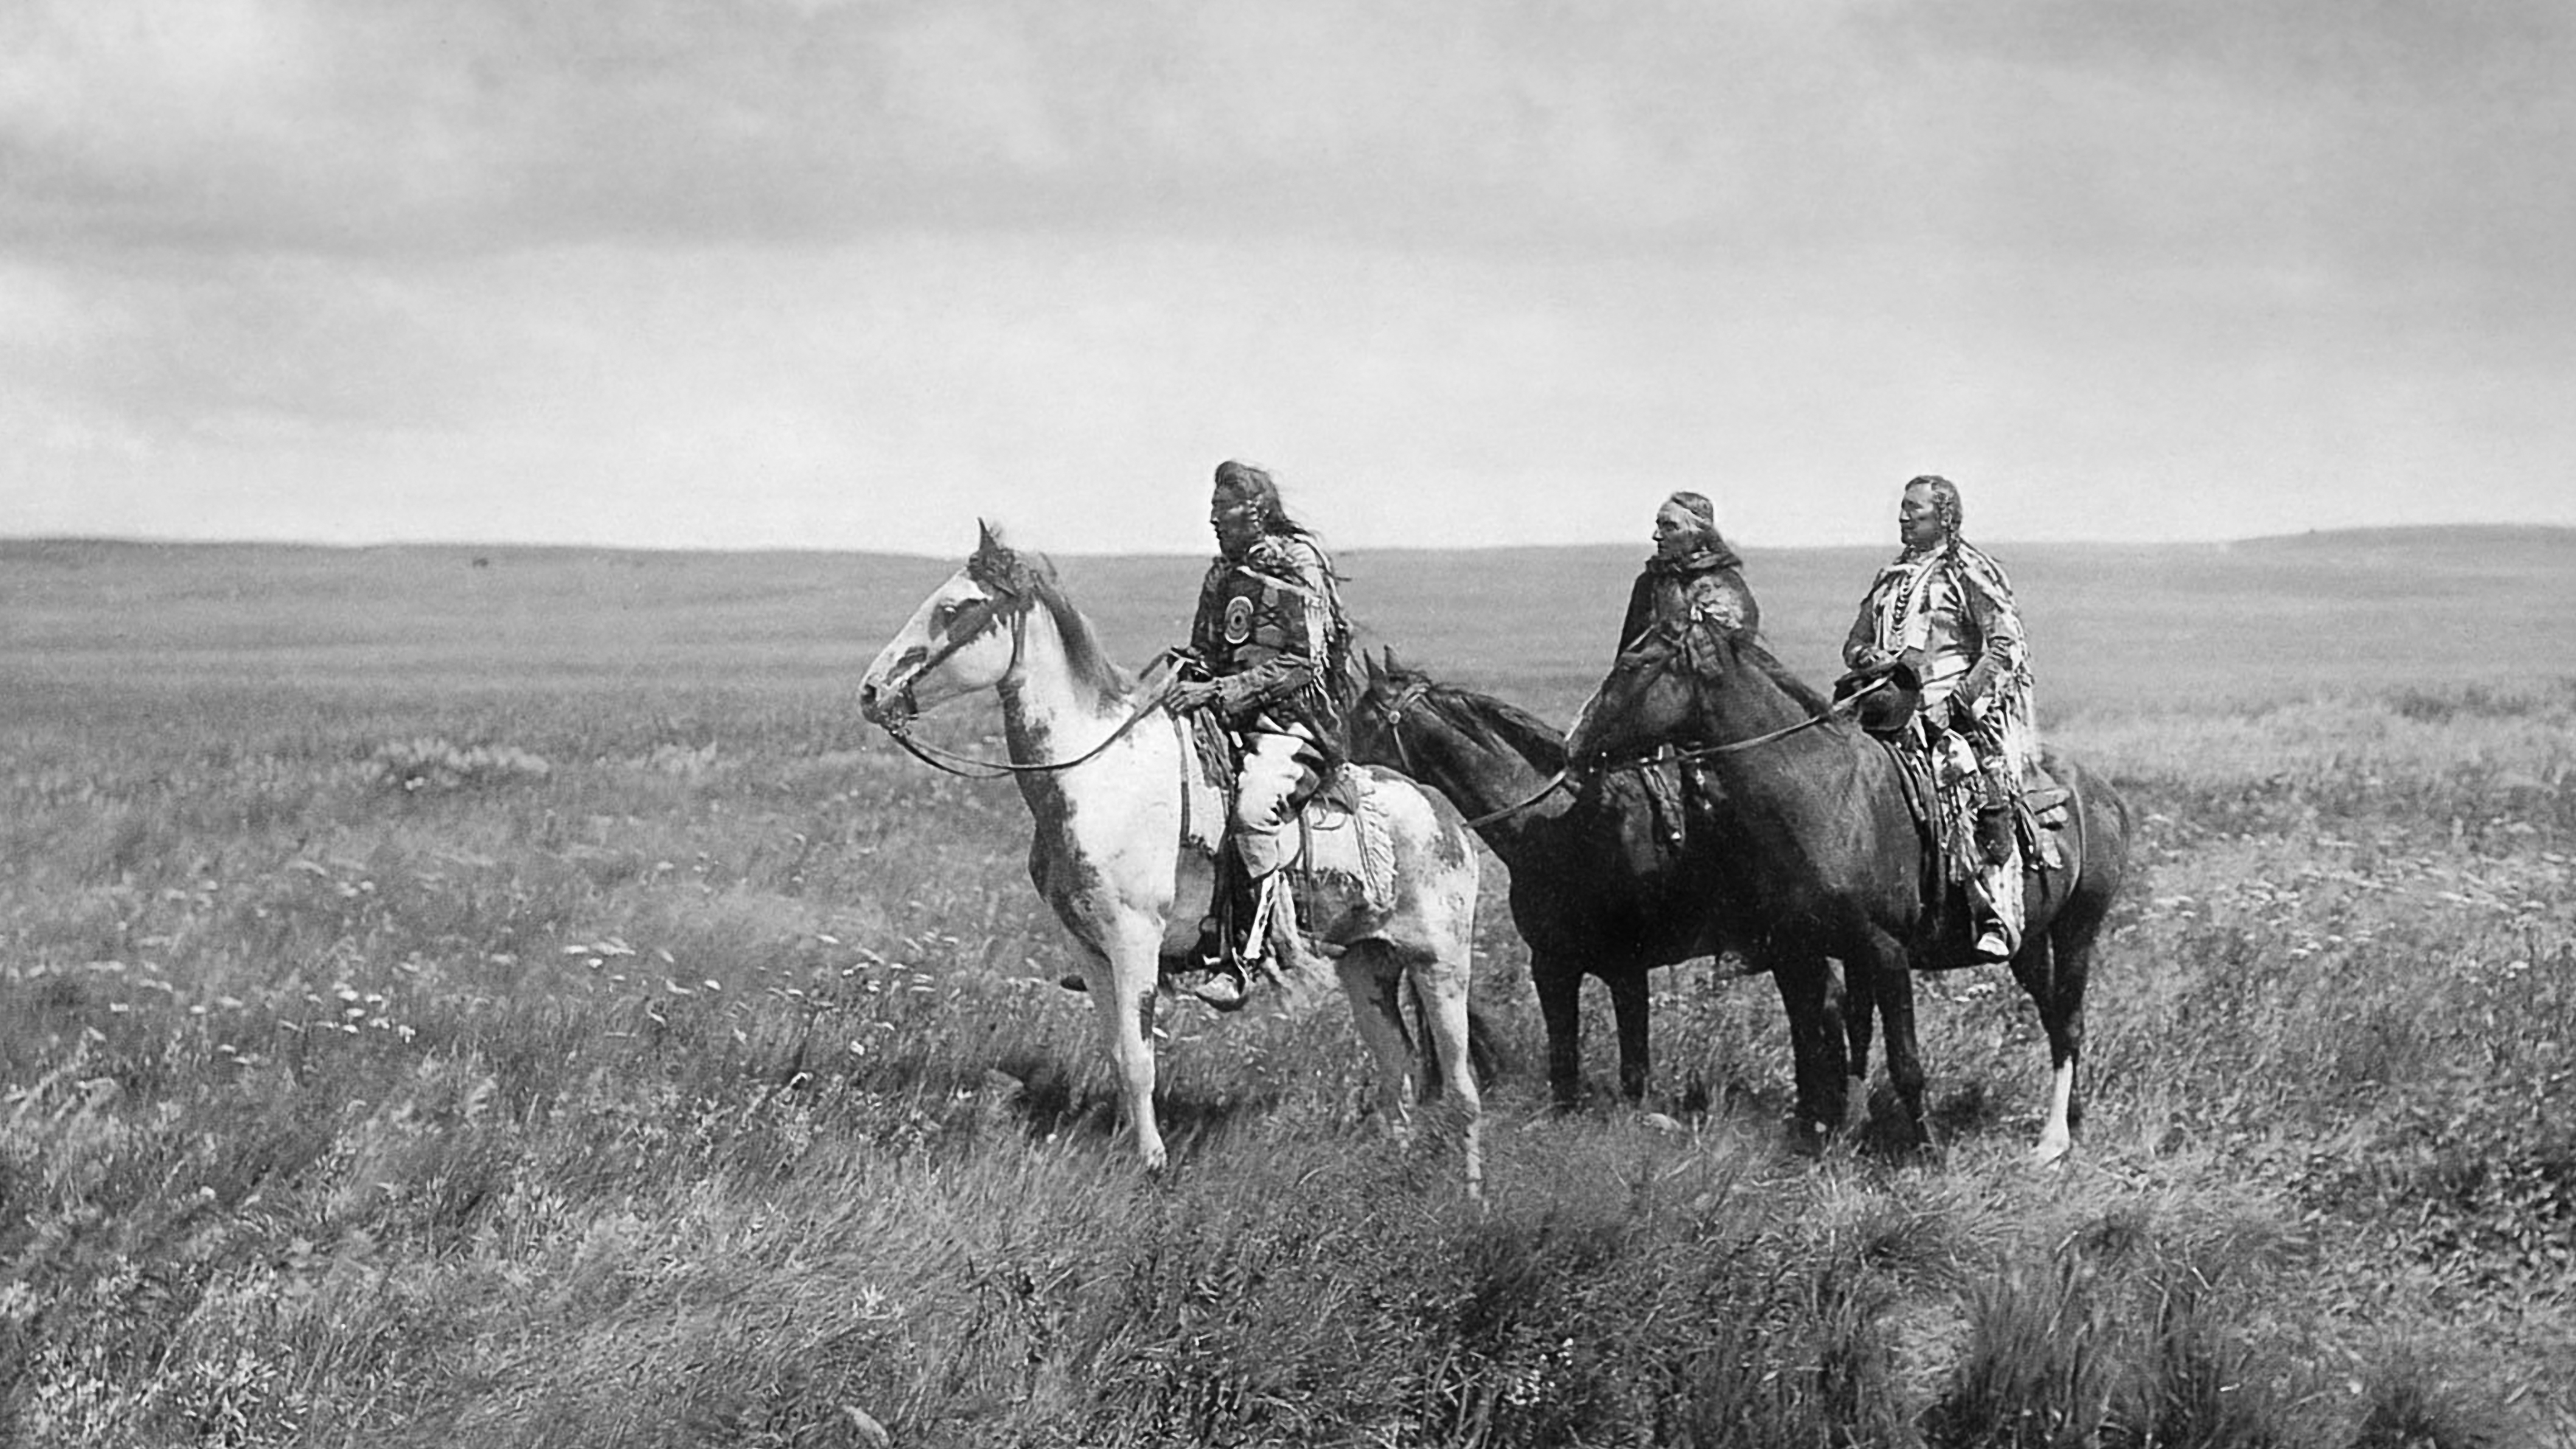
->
[5, 1, 2572, 552]
[10, 0, 2570, 276]
[0, 2, 1917, 255]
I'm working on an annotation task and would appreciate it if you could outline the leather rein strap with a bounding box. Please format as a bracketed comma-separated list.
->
[1373, 679, 1569, 829]
[879, 592, 1182, 779]
[1591, 622, 1891, 772]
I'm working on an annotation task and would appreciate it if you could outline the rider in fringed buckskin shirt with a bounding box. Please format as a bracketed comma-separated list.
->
[1843, 474, 2039, 961]
[1162, 460, 1353, 1008]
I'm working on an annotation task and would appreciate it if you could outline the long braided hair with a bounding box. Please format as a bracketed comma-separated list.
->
[1908, 474, 1966, 558]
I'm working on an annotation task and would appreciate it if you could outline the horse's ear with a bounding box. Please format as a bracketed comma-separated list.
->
[968, 519, 1022, 592]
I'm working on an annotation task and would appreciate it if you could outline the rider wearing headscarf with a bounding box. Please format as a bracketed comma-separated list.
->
[1617, 491, 1760, 651]
[1164, 460, 1352, 1005]
[1595, 490, 1761, 849]
[1843, 474, 2038, 959]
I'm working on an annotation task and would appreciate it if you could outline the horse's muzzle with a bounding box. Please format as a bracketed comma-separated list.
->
[858, 676, 914, 729]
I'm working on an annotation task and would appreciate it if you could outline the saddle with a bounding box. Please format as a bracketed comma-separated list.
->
[1184, 714, 1394, 912]
[1870, 733, 2075, 939]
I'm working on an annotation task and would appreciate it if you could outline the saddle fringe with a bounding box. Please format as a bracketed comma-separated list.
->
[1878, 739, 2075, 904]
[1189, 709, 1399, 914]
[1295, 765, 1399, 912]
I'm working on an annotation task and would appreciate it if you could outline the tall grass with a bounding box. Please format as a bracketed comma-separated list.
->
[4, 540, 2572, 1445]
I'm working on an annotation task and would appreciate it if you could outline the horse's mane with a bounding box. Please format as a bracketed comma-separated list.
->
[1619, 624, 1839, 721]
[971, 532, 1137, 709]
[1736, 636, 1835, 714]
[1376, 664, 1568, 772]
[1028, 563, 1136, 707]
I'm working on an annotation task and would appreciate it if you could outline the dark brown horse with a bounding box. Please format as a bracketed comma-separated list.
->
[1564, 616, 2132, 1161]
[1348, 651, 1775, 1113]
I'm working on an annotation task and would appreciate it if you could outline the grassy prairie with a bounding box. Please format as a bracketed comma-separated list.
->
[2, 530, 2572, 1447]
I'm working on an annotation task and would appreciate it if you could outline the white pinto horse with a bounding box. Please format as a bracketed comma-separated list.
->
[858, 526, 1484, 1190]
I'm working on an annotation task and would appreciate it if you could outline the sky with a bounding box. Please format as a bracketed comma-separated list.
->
[5, 0, 2573, 557]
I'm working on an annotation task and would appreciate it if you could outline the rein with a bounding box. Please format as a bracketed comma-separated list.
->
[1460, 771, 1571, 829]
[878, 595, 1183, 779]
[1371, 678, 1570, 829]
[1579, 623, 1891, 774]
[1668, 679, 1881, 761]
[883, 712, 1175, 780]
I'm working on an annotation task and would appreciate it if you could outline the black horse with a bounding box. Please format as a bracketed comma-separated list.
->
[1564, 616, 2132, 1161]
[1348, 650, 1769, 1112]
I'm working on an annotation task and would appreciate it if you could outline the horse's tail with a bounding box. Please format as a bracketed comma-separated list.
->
[2050, 753, 2134, 941]
[2084, 760, 2136, 901]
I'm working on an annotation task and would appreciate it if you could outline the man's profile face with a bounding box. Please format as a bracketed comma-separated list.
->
[1652, 500, 1696, 560]
[1898, 484, 1945, 552]
[1211, 493, 1263, 555]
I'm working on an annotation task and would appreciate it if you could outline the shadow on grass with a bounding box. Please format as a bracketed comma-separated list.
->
[980, 1048, 1293, 1164]
[1845, 1076, 2021, 1162]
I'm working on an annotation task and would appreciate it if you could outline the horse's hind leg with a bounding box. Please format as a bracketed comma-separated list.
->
[2020, 774, 2123, 1165]
[2016, 923, 2099, 1166]
[1082, 933, 1169, 1171]
[1337, 948, 1419, 1135]
[1407, 942, 1485, 1198]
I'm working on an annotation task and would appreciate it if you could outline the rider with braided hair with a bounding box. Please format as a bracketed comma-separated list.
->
[1843, 474, 2038, 961]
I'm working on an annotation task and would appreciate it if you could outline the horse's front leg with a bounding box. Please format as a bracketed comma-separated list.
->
[1082, 921, 1170, 1171]
[1851, 931, 1929, 1152]
[1840, 954, 1879, 1124]
[1607, 967, 1652, 1105]
[1530, 953, 1587, 1112]
[1768, 950, 1850, 1154]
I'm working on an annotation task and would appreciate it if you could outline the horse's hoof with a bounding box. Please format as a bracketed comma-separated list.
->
[1057, 973, 1087, 993]
[1177, 968, 1250, 1012]
[2029, 1135, 2072, 1168]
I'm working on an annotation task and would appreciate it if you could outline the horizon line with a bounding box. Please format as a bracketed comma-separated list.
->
[5, 521, 2573, 562]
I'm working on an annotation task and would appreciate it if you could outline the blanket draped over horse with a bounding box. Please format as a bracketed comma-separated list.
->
[858, 526, 1486, 1189]
[1565, 614, 2132, 1161]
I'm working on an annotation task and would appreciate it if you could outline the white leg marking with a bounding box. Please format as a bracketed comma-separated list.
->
[2031, 1058, 2075, 1166]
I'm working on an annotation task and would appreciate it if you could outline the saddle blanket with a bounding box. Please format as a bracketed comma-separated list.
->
[1880, 738, 2071, 884]
[1185, 712, 1396, 913]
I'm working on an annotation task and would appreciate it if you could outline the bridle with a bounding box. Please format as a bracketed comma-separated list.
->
[875, 582, 1180, 780]
[1365, 676, 1571, 829]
